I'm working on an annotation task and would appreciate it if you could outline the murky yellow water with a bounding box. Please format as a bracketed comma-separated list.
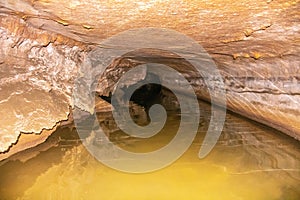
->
[0, 101, 299, 200]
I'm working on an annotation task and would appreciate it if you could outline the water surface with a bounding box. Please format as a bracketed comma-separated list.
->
[0, 101, 299, 200]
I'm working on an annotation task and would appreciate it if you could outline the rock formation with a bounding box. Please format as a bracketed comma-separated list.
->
[0, 0, 299, 159]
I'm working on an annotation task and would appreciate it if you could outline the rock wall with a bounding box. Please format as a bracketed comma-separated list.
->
[0, 0, 299, 158]
[0, 15, 87, 155]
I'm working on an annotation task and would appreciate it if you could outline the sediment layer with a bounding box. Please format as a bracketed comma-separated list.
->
[0, 0, 299, 159]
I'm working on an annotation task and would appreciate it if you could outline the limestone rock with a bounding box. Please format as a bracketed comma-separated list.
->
[0, 0, 299, 158]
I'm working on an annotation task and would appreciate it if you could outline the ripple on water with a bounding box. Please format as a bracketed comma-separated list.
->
[0, 101, 299, 200]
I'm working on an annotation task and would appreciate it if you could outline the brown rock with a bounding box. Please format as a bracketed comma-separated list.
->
[0, 0, 299, 158]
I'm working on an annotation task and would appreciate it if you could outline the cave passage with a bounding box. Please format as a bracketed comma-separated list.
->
[0, 0, 299, 199]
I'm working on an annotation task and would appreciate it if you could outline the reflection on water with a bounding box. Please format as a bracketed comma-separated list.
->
[0, 101, 299, 200]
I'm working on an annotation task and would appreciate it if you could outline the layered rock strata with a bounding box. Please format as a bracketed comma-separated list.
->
[0, 0, 299, 159]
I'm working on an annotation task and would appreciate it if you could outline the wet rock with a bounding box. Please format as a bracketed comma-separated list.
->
[0, 15, 87, 155]
[0, 0, 299, 159]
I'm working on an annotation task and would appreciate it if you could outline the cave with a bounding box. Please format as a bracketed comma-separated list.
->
[0, 0, 299, 199]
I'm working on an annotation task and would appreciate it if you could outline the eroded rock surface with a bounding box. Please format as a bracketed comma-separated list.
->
[0, 15, 87, 154]
[0, 0, 299, 158]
